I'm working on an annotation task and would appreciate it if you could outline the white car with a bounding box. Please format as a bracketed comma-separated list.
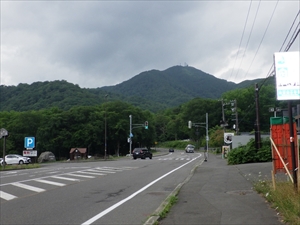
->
[185, 144, 195, 153]
[1, 154, 31, 165]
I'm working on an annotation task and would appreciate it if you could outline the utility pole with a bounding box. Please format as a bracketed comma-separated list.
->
[231, 99, 239, 134]
[255, 83, 261, 150]
[288, 101, 298, 190]
[104, 94, 108, 159]
[221, 99, 226, 132]
[235, 100, 239, 134]
[205, 113, 208, 161]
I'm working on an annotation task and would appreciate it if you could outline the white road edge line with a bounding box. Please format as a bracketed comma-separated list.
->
[81, 155, 201, 225]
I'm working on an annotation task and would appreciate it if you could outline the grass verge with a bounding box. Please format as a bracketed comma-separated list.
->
[254, 180, 300, 225]
[0, 163, 40, 171]
[158, 195, 178, 219]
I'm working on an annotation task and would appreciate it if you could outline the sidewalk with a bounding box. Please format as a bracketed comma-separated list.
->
[152, 153, 284, 225]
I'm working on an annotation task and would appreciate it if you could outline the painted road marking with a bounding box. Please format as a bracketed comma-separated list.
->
[51, 176, 80, 182]
[77, 171, 106, 176]
[0, 191, 17, 201]
[34, 179, 66, 186]
[67, 173, 95, 178]
[88, 169, 116, 174]
[81, 155, 201, 225]
[11, 182, 45, 192]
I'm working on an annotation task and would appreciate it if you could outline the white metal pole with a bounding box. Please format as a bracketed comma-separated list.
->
[205, 113, 208, 161]
[129, 115, 132, 155]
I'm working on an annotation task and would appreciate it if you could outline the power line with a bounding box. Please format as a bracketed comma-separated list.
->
[279, 10, 300, 52]
[258, 10, 300, 91]
[229, 1, 253, 80]
[242, 0, 279, 81]
[285, 22, 300, 51]
[234, 0, 262, 79]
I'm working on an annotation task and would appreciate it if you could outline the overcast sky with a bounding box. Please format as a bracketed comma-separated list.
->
[1, 1, 299, 88]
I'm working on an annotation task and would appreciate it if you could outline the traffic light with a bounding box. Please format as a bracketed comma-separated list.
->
[145, 121, 148, 129]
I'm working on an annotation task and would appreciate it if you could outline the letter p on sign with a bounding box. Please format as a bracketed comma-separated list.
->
[25, 137, 35, 149]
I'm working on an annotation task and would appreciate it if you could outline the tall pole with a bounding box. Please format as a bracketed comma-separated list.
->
[235, 99, 239, 135]
[288, 101, 297, 190]
[129, 115, 132, 155]
[2, 137, 6, 169]
[104, 94, 108, 159]
[255, 83, 261, 150]
[221, 99, 225, 126]
[205, 112, 208, 162]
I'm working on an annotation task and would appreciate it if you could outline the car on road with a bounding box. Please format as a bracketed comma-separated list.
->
[169, 148, 174, 152]
[0, 154, 31, 165]
[185, 144, 195, 153]
[132, 148, 153, 160]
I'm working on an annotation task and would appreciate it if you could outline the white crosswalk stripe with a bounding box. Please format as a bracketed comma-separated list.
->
[158, 157, 194, 161]
[0, 166, 136, 201]
[67, 173, 95, 178]
[34, 179, 66, 186]
[88, 169, 115, 174]
[51, 176, 80, 182]
[0, 191, 17, 201]
[76, 171, 106, 176]
[11, 182, 45, 192]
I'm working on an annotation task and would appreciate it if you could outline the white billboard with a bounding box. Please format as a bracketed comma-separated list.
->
[274, 51, 300, 100]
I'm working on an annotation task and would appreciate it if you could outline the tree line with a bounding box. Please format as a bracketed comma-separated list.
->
[0, 83, 295, 159]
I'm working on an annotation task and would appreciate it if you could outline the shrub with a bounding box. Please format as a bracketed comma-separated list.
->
[227, 138, 272, 165]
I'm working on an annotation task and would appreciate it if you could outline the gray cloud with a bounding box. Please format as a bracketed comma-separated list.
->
[1, 1, 299, 88]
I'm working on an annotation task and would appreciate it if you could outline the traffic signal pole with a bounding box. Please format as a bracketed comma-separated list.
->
[188, 113, 209, 161]
[128, 115, 148, 155]
[129, 115, 132, 155]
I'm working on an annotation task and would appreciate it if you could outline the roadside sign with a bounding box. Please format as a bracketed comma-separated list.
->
[224, 133, 234, 144]
[23, 150, 37, 157]
[24, 137, 35, 149]
[0, 128, 8, 138]
[274, 51, 300, 100]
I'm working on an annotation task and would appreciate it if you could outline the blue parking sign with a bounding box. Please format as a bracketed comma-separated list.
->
[25, 137, 35, 149]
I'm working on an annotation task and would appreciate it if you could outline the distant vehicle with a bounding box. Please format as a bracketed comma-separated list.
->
[1, 154, 31, 165]
[185, 144, 195, 153]
[132, 148, 153, 160]
[169, 148, 174, 152]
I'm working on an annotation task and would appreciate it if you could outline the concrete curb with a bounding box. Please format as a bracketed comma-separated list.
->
[143, 158, 205, 225]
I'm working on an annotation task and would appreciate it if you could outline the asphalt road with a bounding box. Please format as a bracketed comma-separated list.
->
[0, 150, 203, 225]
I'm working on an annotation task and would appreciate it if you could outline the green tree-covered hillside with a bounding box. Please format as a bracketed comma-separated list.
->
[0, 66, 266, 112]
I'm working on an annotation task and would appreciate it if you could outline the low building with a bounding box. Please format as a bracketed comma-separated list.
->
[70, 148, 87, 160]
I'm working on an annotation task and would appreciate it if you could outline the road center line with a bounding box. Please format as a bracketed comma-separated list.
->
[81, 155, 201, 225]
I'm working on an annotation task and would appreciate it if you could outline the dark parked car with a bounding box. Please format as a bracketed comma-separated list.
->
[132, 148, 152, 160]
[169, 148, 174, 152]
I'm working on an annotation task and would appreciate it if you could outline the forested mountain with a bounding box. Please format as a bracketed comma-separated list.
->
[0, 66, 268, 112]
[0, 65, 290, 159]
[101, 66, 264, 106]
